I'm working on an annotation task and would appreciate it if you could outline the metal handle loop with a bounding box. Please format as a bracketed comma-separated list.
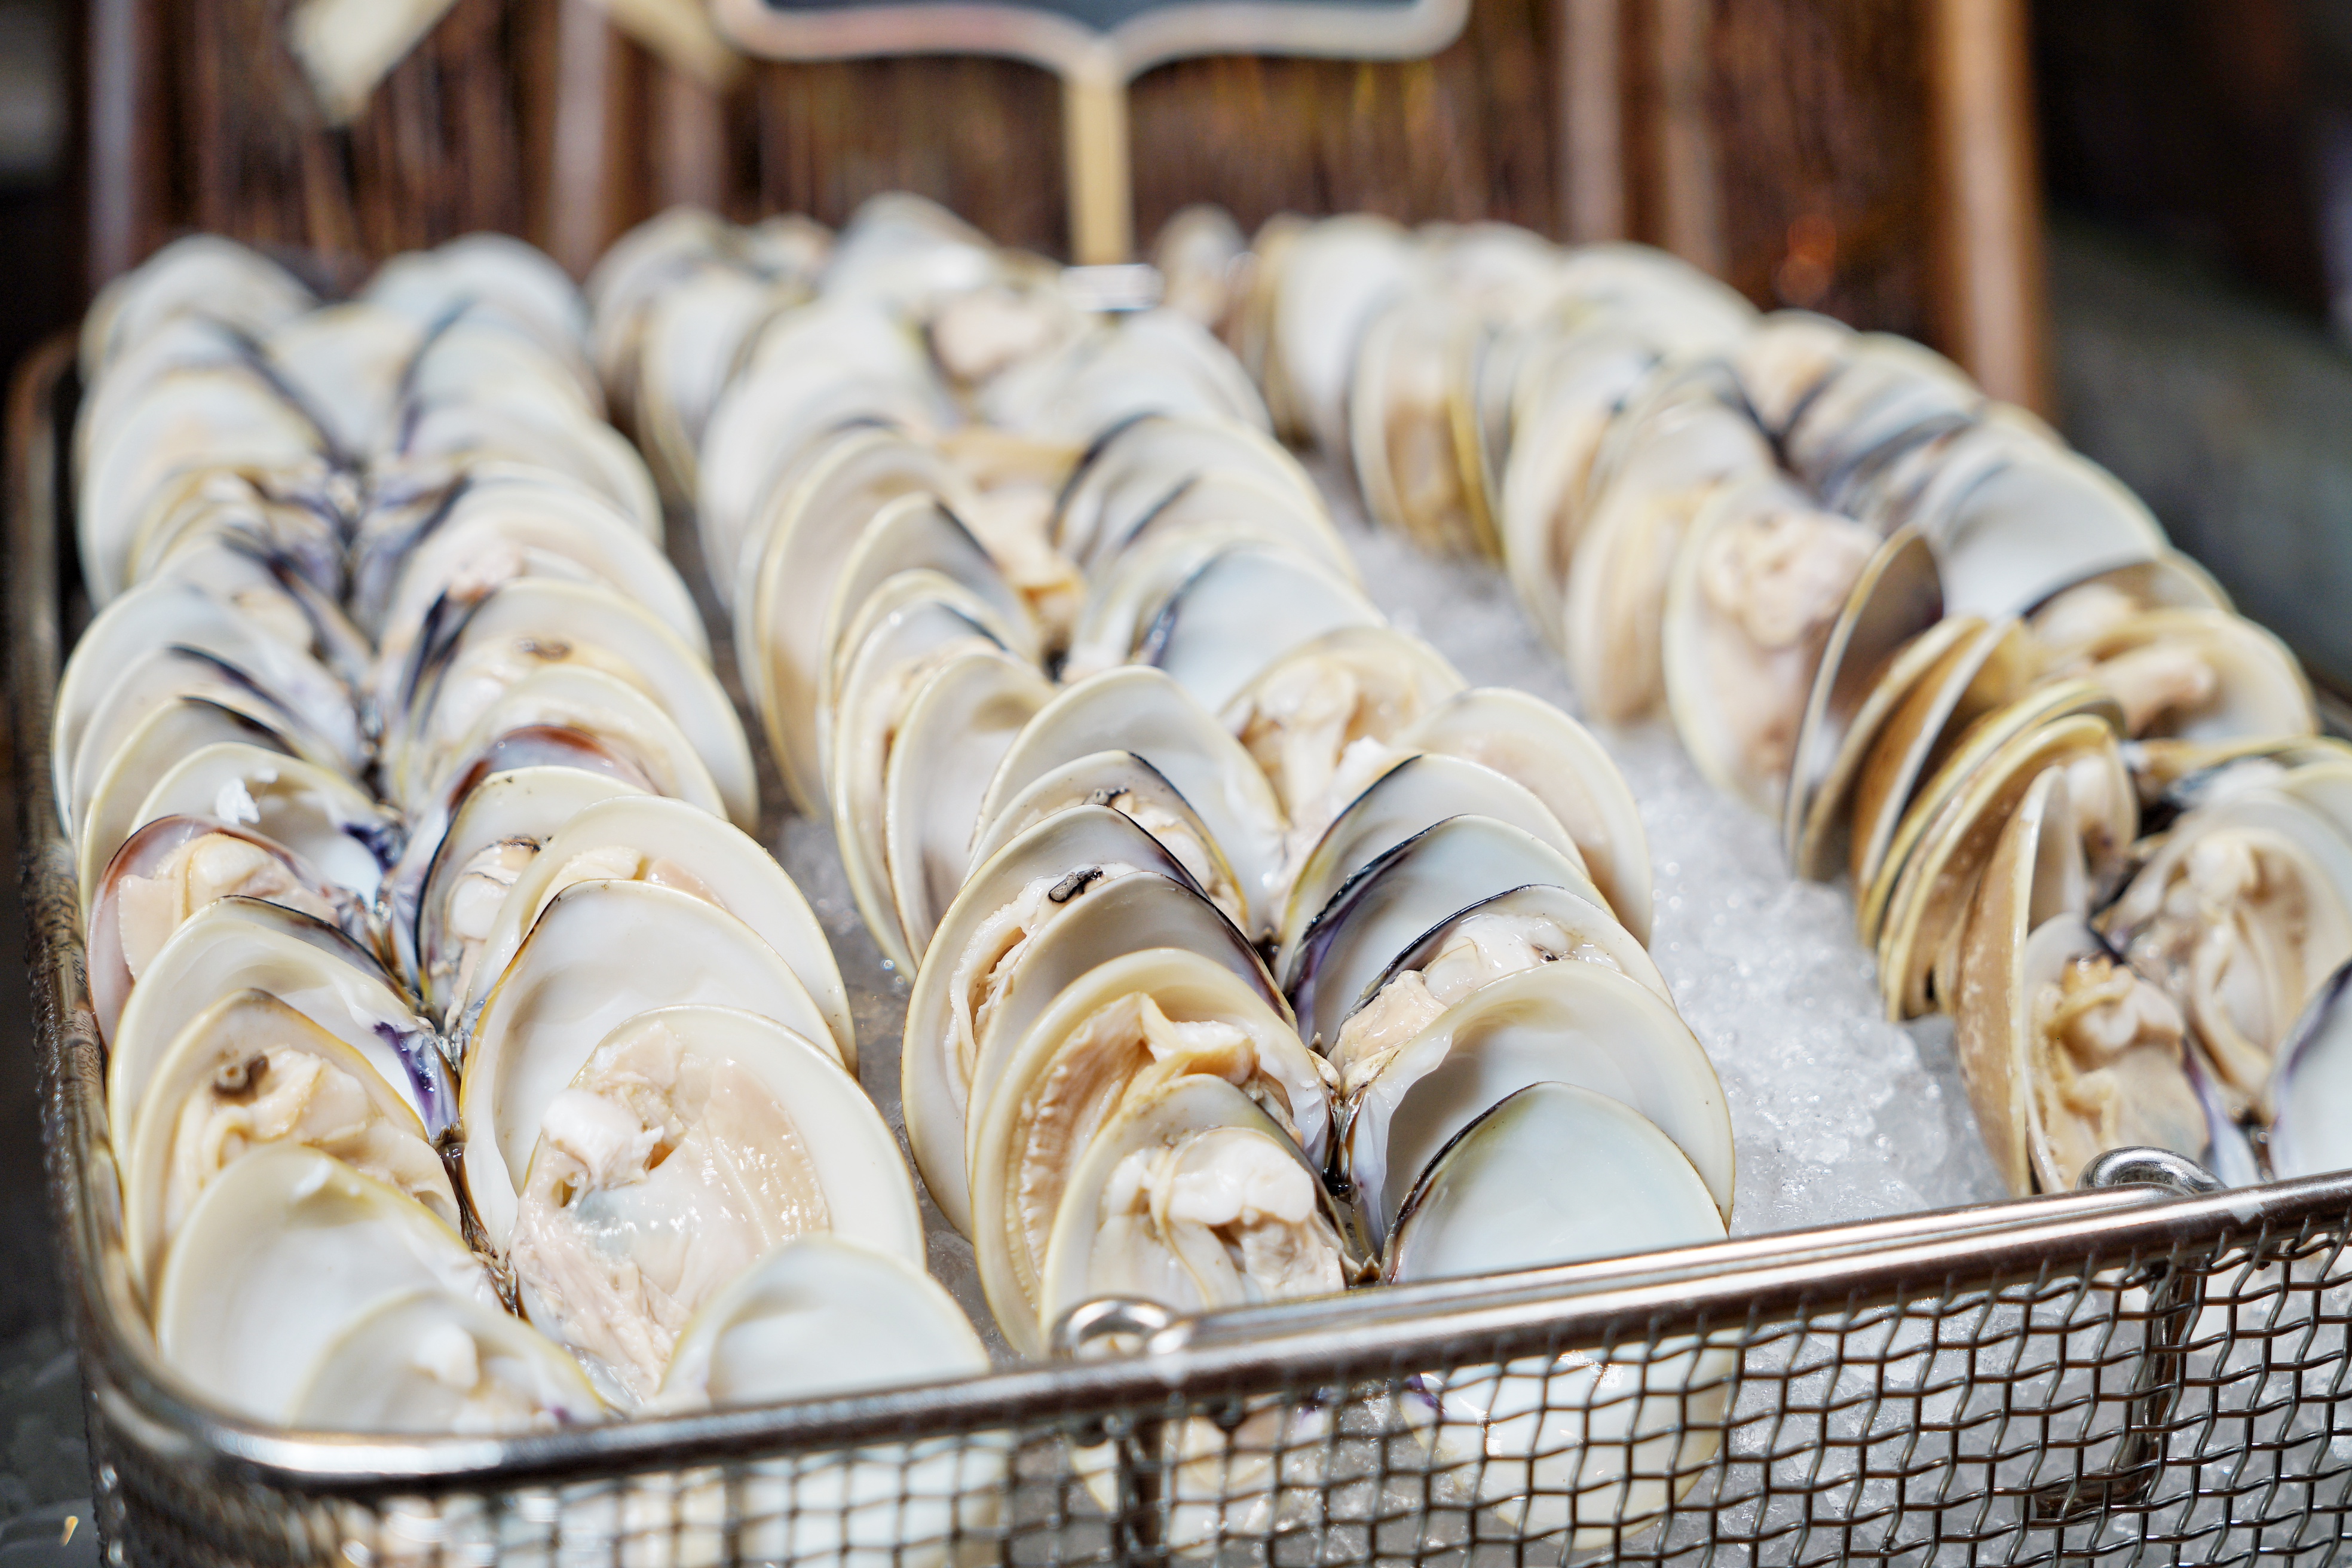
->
[2026, 1146, 2221, 1524]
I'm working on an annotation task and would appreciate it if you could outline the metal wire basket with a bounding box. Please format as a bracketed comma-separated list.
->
[13, 333, 2352, 1568]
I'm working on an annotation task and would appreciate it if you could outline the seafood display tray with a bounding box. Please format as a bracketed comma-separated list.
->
[15, 330, 2352, 1568]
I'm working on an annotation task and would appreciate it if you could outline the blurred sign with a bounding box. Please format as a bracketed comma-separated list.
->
[709, 0, 1468, 263]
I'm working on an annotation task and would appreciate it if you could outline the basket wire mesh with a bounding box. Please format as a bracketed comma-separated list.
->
[11, 336, 2352, 1568]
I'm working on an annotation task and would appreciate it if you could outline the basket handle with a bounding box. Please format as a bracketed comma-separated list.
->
[2026, 1147, 2224, 1526]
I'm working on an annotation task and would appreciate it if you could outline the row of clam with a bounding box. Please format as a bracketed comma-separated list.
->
[1225, 210, 2352, 1198]
[60, 233, 994, 1467]
[598, 195, 1741, 1544]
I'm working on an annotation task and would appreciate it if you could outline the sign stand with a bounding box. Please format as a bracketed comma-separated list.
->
[1062, 60, 1134, 264]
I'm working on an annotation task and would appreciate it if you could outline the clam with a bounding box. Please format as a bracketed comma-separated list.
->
[99, 742, 396, 912]
[405, 310, 604, 430]
[1138, 543, 1385, 716]
[459, 880, 846, 1251]
[901, 804, 1223, 1235]
[1951, 767, 2208, 1195]
[1274, 754, 1588, 973]
[105, 896, 449, 1138]
[261, 302, 419, 456]
[79, 234, 314, 378]
[1396, 686, 1655, 944]
[1079, 467, 1352, 592]
[647, 1237, 1001, 1568]
[1266, 215, 1417, 454]
[289, 1290, 606, 1435]
[1062, 525, 1337, 685]
[2100, 782, 2352, 1116]
[455, 794, 850, 1059]
[88, 816, 368, 1034]
[2026, 552, 2232, 657]
[363, 232, 592, 366]
[1347, 288, 1490, 556]
[2264, 961, 2352, 1180]
[1392, 1087, 1731, 1549]
[1845, 617, 2034, 912]
[630, 259, 800, 500]
[1561, 365, 1778, 721]
[1870, 696, 2132, 1016]
[120, 989, 458, 1300]
[385, 576, 755, 828]
[1321, 881, 1671, 1078]
[1662, 476, 1881, 814]
[76, 366, 324, 605]
[881, 647, 1058, 967]
[2054, 608, 2316, 744]
[403, 664, 727, 824]
[964, 750, 1248, 932]
[1496, 326, 1668, 649]
[1220, 625, 1465, 833]
[68, 696, 317, 896]
[976, 666, 1290, 939]
[1340, 960, 1733, 1252]
[812, 491, 1036, 785]
[828, 585, 1021, 966]
[118, 466, 347, 610]
[966, 947, 1330, 1355]
[1924, 446, 2167, 617]
[395, 397, 661, 541]
[736, 427, 975, 808]
[152, 1146, 497, 1426]
[405, 764, 649, 1017]
[357, 463, 692, 646]
[499, 1006, 917, 1404]
[1782, 528, 1946, 880]
[1284, 813, 1606, 1025]
[958, 871, 1297, 1186]
[1040, 1072, 1352, 1330]
[1153, 205, 1248, 330]
[1053, 412, 1319, 574]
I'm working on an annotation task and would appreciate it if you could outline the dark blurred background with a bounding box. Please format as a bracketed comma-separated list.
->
[4, 0, 2352, 1521]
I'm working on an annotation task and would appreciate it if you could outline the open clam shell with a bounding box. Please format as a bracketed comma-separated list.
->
[1342, 961, 1733, 1255]
[1348, 289, 1490, 556]
[106, 896, 448, 1138]
[1662, 476, 1881, 816]
[456, 794, 851, 1059]
[121, 989, 457, 1301]
[88, 815, 369, 1035]
[736, 427, 973, 810]
[390, 576, 755, 828]
[1386, 1081, 1725, 1283]
[1928, 446, 2167, 617]
[1321, 881, 1671, 1077]
[1053, 411, 1319, 571]
[506, 1006, 918, 1404]
[2266, 960, 2352, 1181]
[407, 764, 650, 1018]
[1221, 624, 1465, 829]
[1275, 753, 1586, 975]
[883, 647, 1057, 967]
[460, 881, 845, 1252]
[290, 1289, 607, 1435]
[1040, 1072, 1353, 1333]
[2062, 607, 2316, 744]
[1267, 214, 1417, 455]
[1079, 466, 1349, 590]
[1139, 543, 1386, 716]
[1284, 813, 1606, 1022]
[1397, 685, 1653, 944]
[1846, 617, 2033, 921]
[81, 234, 314, 378]
[152, 1146, 497, 1427]
[961, 871, 1293, 1184]
[976, 666, 1290, 940]
[103, 742, 397, 915]
[411, 664, 726, 825]
[1872, 699, 2130, 1016]
[966, 947, 1328, 1355]
[2026, 551, 2232, 656]
[966, 749, 1248, 932]
[1782, 528, 1947, 880]
[901, 804, 1210, 1236]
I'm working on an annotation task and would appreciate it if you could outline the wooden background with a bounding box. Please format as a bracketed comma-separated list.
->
[85, 0, 2044, 401]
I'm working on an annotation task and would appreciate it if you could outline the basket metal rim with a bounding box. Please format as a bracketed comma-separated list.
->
[13, 333, 2351, 1500]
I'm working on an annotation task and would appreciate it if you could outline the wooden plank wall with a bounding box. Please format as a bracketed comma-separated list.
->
[87, 0, 2044, 393]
